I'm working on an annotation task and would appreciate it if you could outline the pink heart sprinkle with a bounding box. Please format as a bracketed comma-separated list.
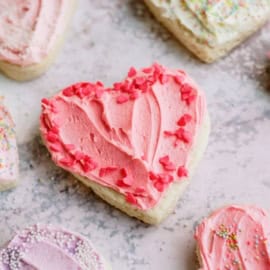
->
[177, 114, 192, 126]
[177, 166, 188, 177]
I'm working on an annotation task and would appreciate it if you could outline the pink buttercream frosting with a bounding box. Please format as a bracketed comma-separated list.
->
[40, 63, 207, 210]
[195, 205, 270, 270]
[0, 98, 18, 187]
[0, 0, 71, 66]
[0, 224, 106, 270]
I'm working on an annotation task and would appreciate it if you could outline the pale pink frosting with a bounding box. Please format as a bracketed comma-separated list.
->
[0, 0, 71, 66]
[40, 63, 207, 210]
[195, 205, 270, 270]
[0, 224, 106, 270]
[0, 98, 18, 188]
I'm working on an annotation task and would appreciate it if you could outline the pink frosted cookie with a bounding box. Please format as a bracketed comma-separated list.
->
[0, 98, 18, 191]
[0, 0, 77, 81]
[0, 224, 111, 270]
[40, 63, 210, 224]
[195, 205, 270, 269]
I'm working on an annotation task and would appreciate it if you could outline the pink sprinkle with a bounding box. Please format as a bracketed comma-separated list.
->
[159, 155, 170, 166]
[126, 193, 138, 205]
[140, 81, 149, 93]
[121, 168, 128, 177]
[177, 166, 188, 177]
[46, 132, 58, 143]
[164, 130, 174, 136]
[82, 159, 97, 173]
[149, 171, 157, 181]
[177, 114, 192, 126]
[99, 167, 117, 177]
[116, 94, 129, 104]
[142, 67, 153, 74]
[75, 151, 84, 160]
[49, 143, 62, 152]
[96, 81, 104, 87]
[175, 128, 192, 143]
[154, 181, 166, 192]
[153, 63, 164, 75]
[164, 162, 176, 171]
[50, 126, 59, 134]
[186, 95, 196, 105]
[130, 91, 139, 100]
[135, 187, 146, 194]
[128, 67, 137, 77]
[41, 98, 50, 106]
[174, 75, 183, 85]
[135, 77, 146, 86]
[113, 82, 123, 90]
[159, 74, 169, 84]
[181, 84, 193, 94]
[158, 174, 173, 184]
[62, 87, 74, 97]
[59, 157, 74, 166]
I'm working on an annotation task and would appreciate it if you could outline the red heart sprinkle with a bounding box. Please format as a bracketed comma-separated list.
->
[177, 166, 188, 177]
[126, 193, 138, 205]
[177, 114, 192, 126]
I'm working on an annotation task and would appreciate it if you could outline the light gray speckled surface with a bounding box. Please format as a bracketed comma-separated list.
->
[1, 1, 270, 269]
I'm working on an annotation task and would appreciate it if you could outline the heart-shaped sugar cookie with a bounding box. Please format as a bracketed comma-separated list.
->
[0, 97, 18, 191]
[40, 63, 210, 224]
[195, 205, 270, 269]
[0, 0, 76, 81]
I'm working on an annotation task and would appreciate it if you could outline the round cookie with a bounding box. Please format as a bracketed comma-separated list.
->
[195, 205, 270, 269]
[0, 224, 111, 270]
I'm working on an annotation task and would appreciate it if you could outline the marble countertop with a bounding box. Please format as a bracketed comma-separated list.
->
[1, 1, 270, 269]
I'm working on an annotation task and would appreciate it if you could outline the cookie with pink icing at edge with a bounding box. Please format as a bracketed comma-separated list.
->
[195, 205, 270, 270]
[0, 97, 19, 191]
[0, 224, 111, 270]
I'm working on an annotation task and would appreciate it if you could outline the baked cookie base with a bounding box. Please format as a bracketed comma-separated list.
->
[0, 0, 77, 81]
[144, 0, 270, 63]
[70, 112, 210, 225]
[0, 179, 18, 192]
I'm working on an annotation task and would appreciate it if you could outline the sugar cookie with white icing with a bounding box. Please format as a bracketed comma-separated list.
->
[195, 205, 270, 269]
[144, 0, 270, 63]
[0, 98, 18, 191]
[0, 224, 111, 270]
[40, 63, 210, 224]
[0, 0, 77, 81]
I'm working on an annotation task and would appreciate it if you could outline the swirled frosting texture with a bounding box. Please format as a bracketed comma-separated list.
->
[0, 98, 18, 188]
[195, 205, 270, 270]
[40, 63, 207, 210]
[0, 0, 70, 66]
[0, 224, 106, 270]
[151, 0, 270, 46]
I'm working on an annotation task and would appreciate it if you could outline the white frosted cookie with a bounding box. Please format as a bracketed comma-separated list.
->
[0, 0, 77, 81]
[195, 205, 270, 269]
[40, 63, 210, 224]
[144, 0, 270, 63]
[0, 98, 18, 191]
[0, 224, 111, 270]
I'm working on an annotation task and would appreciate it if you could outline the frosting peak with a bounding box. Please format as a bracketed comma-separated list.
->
[40, 64, 207, 210]
[195, 205, 270, 270]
